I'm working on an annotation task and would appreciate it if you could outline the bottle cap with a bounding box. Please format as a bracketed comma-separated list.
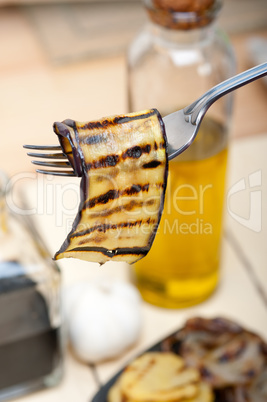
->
[144, 0, 222, 29]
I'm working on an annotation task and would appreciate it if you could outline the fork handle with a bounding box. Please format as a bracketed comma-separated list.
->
[183, 62, 267, 125]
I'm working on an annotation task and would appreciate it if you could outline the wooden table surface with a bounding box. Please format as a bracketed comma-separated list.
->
[0, 6, 266, 402]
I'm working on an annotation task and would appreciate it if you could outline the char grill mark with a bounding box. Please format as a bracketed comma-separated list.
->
[79, 119, 110, 130]
[84, 183, 150, 209]
[113, 109, 156, 124]
[124, 183, 149, 195]
[86, 189, 119, 209]
[87, 154, 120, 170]
[80, 134, 107, 146]
[143, 160, 162, 169]
[71, 217, 156, 239]
[122, 144, 151, 159]
[78, 109, 157, 131]
[87, 198, 156, 219]
[85, 144, 152, 170]
[78, 235, 107, 245]
[64, 246, 150, 257]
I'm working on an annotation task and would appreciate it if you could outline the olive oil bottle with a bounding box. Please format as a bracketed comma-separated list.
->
[128, 0, 235, 307]
[134, 118, 228, 307]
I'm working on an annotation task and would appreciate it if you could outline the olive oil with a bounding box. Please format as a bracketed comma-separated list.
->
[134, 117, 228, 308]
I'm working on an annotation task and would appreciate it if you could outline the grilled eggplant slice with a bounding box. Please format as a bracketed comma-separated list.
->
[53, 109, 168, 265]
[162, 317, 266, 390]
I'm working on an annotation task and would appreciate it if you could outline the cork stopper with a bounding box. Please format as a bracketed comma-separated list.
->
[153, 0, 214, 13]
[145, 0, 222, 30]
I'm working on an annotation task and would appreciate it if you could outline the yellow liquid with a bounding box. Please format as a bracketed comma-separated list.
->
[134, 118, 228, 308]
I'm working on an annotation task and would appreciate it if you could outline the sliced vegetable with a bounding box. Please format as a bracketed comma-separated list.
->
[108, 352, 214, 402]
[162, 317, 267, 391]
[53, 109, 168, 264]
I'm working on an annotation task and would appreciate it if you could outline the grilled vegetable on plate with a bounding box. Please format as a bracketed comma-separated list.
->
[108, 352, 214, 402]
[92, 317, 267, 402]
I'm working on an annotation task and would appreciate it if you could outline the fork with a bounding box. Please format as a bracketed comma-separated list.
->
[23, 144, 76, 177]
[24, 62, 267, 176]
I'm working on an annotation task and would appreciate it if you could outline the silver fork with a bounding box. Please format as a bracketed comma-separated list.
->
[24, 62, 267, 176]
[23, 144, 76, 177]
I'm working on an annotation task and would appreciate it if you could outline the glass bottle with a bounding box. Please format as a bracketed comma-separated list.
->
[0, 171, 63, 400]
[128, 0, 236, 308]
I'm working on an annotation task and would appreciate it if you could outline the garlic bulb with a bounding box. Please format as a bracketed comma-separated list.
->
[64, 279, 142, 363]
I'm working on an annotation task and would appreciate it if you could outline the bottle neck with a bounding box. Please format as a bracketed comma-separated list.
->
[147, 20, 216, 47]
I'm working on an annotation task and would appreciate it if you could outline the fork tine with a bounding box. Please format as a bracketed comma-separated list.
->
[23, 144, 62, 151]
[24, 144, 77, 176]
[36, 169, 77, 177]
[32, 160, 71, 168]
[26, 152, 67, 160]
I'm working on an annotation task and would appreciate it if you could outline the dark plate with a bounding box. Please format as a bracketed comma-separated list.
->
[92, 329, 225, 402]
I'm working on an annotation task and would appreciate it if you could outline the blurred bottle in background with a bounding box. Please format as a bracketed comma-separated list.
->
[128, 0, 236, 308]
[0, 171, 62, 400]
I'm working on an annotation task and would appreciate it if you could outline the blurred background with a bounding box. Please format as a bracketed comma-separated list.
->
[0, 0, 266, 175]
[0, 2, 267, 401]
